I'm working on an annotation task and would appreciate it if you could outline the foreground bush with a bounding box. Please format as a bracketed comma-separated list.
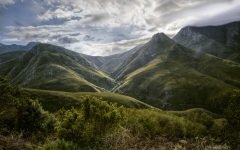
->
[225, 90, 240, 149]
[56, 96, 125, 147]
[39, 139, 79, 150]
[16, 99, 55, 137]
[0, 77, 55, 139]
[125, 109, 207, 138]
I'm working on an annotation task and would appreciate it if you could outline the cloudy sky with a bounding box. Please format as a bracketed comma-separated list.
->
[0, 0, 240, 56]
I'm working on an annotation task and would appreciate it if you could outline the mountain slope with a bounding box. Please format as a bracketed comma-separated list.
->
[174, 21, 240, 62]
[24, 88, 151, 112]
[0, 43, 115, 92]
[0, 42, 37, 54]
[114, 34, 240, 113]
[0, 51, 26, 63]
[83, 45, 141, 75]
[83, 34, 174, 80]
[112, 33, 176, 80]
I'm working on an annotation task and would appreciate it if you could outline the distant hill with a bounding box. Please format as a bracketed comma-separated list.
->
[0, 42, 37, 54]
[174, 21, 240, 62]
[0, 43, 115, 92]
[82, 45, 141, 76]
[0, 51, 26, 63]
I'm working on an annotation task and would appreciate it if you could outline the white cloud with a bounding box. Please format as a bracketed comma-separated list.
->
[1, 0, 240, 55]
[0, 0, 15, 7]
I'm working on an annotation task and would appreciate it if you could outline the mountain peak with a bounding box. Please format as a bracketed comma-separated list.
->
[151, 33, 171, 43]
[30, 43, 62, 54]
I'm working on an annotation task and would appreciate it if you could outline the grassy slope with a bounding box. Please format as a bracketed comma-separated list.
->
[24, 88, 226, 138]
[112, 33, 175, 79]
[0, 44, 115, 92]
[24, 88, 151, 112]
[0, 51, 26, 63]
[115, 44, 240, 113]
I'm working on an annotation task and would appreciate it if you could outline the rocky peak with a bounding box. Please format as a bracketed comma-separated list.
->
[151, 33, 171, 43]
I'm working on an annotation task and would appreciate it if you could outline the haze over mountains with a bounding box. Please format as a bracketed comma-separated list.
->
[0, 21, 240, 113]
[174, 21, 240, 62]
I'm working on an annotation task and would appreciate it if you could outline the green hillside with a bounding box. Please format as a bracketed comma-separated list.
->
[0, 77, 230, 149]
[0, 51, 26, 63]
[115, 40, 240, 113]
[24, 88, 151, 112]
[0, 43, 115, 92]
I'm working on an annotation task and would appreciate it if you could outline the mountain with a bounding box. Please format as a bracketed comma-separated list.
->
[0, 42, 37, 54]
[0, 51, 26, 63]
[84, 33, 175, 80]
[114, 33, 240, 113]
[174, 21, 240, 62]
[1, 22, 240, 113]
[83, 45, 141, 76]
[0, 43, 115, 92]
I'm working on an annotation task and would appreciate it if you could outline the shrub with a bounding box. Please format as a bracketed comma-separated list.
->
[39, 139, 79, 150]
[56, 96, 125, 147]
[16, 99, 55, 137]
[125, 109, 206, 138]
[224, 90, 240, 149]
[0, 77, 55, 139]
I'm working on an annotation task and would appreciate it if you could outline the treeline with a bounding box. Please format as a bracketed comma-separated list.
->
[0, 77, 239, 149]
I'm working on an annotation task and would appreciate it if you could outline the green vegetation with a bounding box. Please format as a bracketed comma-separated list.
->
[224, 90, 240, 149]
[0, 77, 233, 149]
[0, 43, 115, 92]
[24, 88, 151, 112]
[0, 22, 240, 149]
[0, 78, 55, 140]
[0, 51, 25, 63]
[115, 44, 240, 113]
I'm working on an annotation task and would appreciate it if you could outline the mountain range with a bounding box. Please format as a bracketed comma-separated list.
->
[1, 21, 240, 113]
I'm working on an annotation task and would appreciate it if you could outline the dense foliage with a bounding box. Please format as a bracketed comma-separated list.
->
[224, 90, 240, 149]
[0, 78, 55, 138]
[0, 77, 235, 149]
[56, 96, 125, 147]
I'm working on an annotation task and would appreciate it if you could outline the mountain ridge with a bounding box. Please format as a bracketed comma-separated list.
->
[1, 21, 240, 113]
[174, 21, 240, 62]
[0, 43, 115, 92]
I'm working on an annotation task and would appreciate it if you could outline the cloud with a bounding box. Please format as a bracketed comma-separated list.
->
[1, 0, 240, 55]
[0, 0, 15, 7]
[57, 36, 78, 44]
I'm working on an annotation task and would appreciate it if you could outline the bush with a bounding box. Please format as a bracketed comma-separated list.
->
[39, 139, 79, 150]
[56, 96, 125, 147]
[224, 90, 240, 149]
[125, 109, 206, 138]
[16, 99, 55, 137]
[0, 77, 55, 139]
